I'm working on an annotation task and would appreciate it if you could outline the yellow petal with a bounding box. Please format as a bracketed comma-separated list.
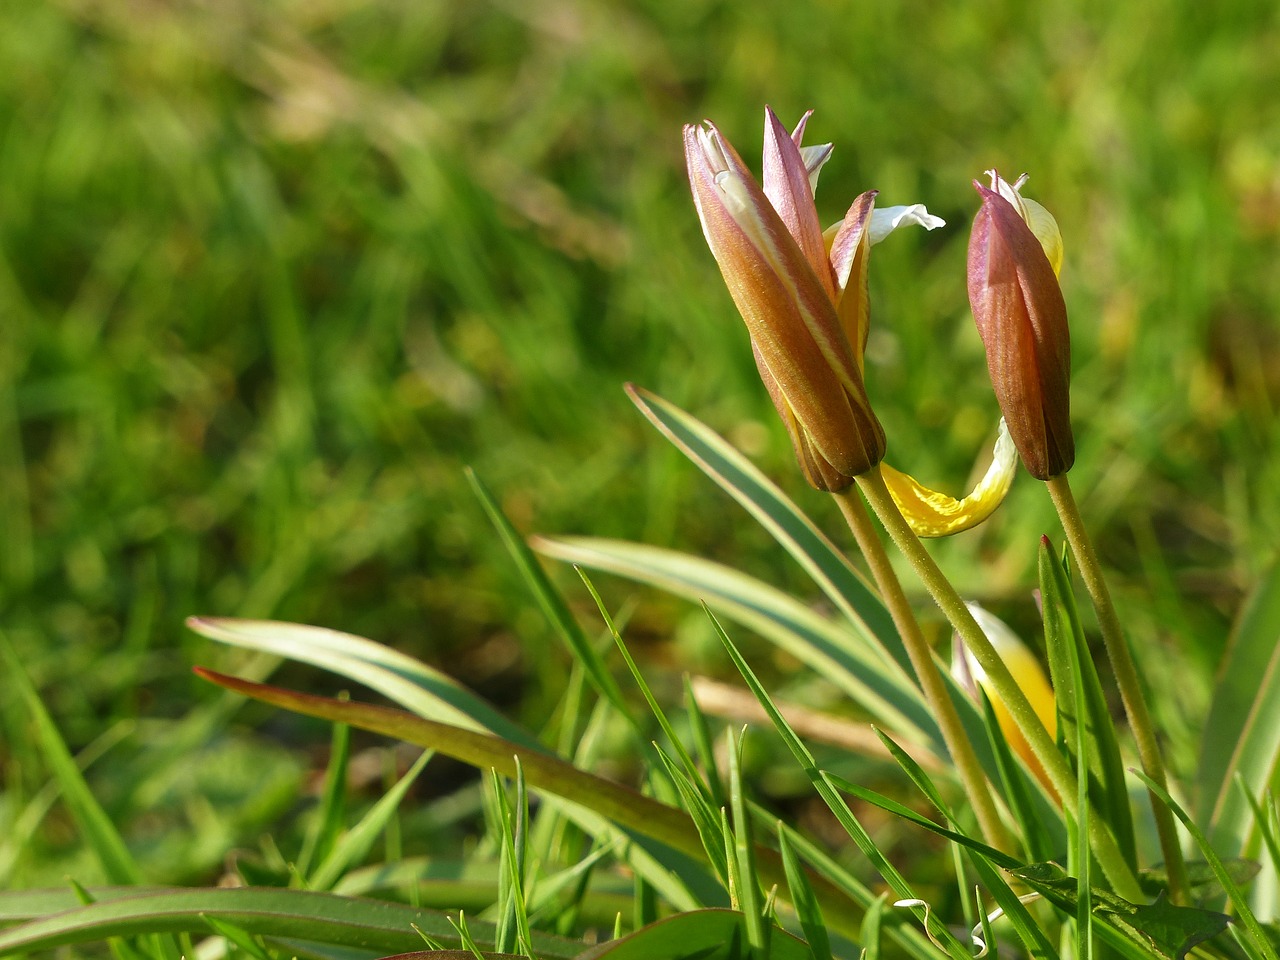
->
[955, 604, 1057, 792]
[1019, 197, 1064, 278]
[984, 170, 1064, 277]
[881, 419, 1016, 537]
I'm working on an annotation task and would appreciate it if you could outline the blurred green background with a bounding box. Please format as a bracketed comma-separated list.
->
[2, 0, 1278, 883]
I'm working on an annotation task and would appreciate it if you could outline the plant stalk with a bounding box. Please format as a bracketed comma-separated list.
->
[856, 465, 1145, 902]
[1045, 474, 1189, 904]
[833, 487, 1014, 855]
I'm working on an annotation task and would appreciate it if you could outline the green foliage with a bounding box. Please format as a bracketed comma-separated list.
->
[4, 1, 1280, 957]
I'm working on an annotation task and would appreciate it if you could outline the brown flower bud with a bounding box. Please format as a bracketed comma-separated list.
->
[967, 179, 1074, 480]
[684, 111, 886, 486]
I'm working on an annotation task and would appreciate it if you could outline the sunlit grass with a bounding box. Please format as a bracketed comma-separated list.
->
[1, 0, 1278, 932]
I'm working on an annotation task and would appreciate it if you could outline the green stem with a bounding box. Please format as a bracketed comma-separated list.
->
[833, 487, 1015, 855]
[1046, 474, 1189, 904]
[857, 465, 1144, 902]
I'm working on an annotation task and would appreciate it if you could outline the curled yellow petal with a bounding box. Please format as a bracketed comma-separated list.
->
[881, 419, 1016, 537]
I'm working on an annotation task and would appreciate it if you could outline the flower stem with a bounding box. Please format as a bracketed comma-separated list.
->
[1046, 474, 1189, 904]
[832, 486, 1014, 855]
[856, 465, 1144, 902]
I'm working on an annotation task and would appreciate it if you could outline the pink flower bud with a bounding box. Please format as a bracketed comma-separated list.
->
[685, 110, 885, 486]
[968, 178, 1074, 480]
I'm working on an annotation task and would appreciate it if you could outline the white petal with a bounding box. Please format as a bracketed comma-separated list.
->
[798, 142, 833, 194]
[868, 204, 946, 245]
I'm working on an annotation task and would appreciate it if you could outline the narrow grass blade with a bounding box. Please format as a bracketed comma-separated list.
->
[1236, 780, 1280, 878]
[186, 617, 535, 747]
[861, 894, 886, 960]
[298, 719, 351, 879]
[1039, 542, 1136, 869]
[575, 567, 703, 795]
[574, 908, 812, 960]
[201, 915, 271, 960]
[1, 638, 142, 886]
[651, 748, 729, 889]
[491, 764, 533, 958]
[725, 728, 765, 952]
[684, 674, 727, 809]
[822, 771, 1019, 869]
[534, 535, 937, 751]
[309, 750, 433, 891]
[1132, 770, 1279, 960]
[708, 611, 967, 960]
[467, 468, 632, 724]
[776, 825, 832, 960]
[0, 888, 582, 958]
[1199, 564, 1280, 863]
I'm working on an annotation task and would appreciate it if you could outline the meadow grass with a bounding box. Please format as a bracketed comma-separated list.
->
[1, 0, 1279, 941]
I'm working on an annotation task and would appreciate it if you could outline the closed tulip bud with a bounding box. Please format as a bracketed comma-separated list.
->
[967, 172, 1074, 480]
[685, 110, 887, 486]
[686, 111, 1013, 533]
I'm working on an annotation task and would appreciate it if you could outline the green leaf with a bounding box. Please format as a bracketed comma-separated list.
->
[1199, 563, 1280, 863]
[709, 611, 966, 960]
[466, 468, 633, 726]
[0, 638, 142, 886]
[192, 668, 863, 939]
[533, 536, 935, 750]
[309, 750, 433, 891]
[625, 385, 902, 677]
[185, 617, 536, 748]
[0, 888, 582, 958]
[574, 909, 812, 960]
[776, 826, 832, 960]
[1038, 542, 1136, 869]
[1011, 862, 1232, 960]
[1131, 771, 1278, 960]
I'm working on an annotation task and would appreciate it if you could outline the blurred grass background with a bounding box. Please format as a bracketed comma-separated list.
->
[2, 0, 1278, 884]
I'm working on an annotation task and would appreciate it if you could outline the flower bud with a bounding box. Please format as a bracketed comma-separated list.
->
[685, 112, 885, 485]
[967, 173, 1074, 480]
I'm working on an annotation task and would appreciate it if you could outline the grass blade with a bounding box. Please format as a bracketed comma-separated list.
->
[1039, 541, 1136, 869]
[309, 750, 433, 891]
[1132, 770, 1279, 960]
[185, 617, 536, 747]
[1, 638, 142, 886]
[0, 888, 582, 958]
[467, 468, 632, 725]
[534, 536, 937, 754]
[1199, 563, 1280, 878]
